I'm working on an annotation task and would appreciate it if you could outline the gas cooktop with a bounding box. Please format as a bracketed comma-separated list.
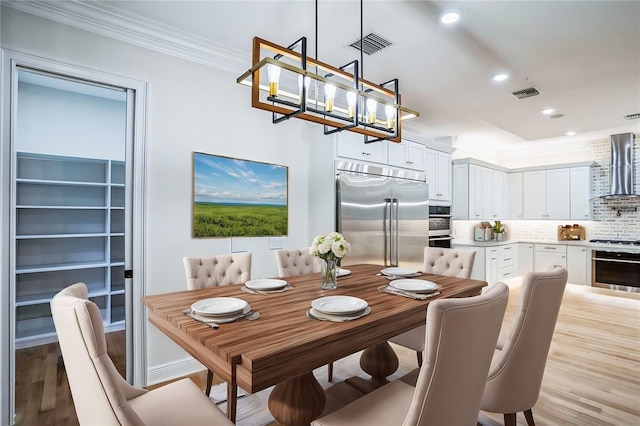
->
[589, 239, 640, 246]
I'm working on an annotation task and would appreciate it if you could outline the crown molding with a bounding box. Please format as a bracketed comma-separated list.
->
[3, 0, 248, 74]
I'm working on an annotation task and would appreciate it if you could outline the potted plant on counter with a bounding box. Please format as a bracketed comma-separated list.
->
[493, 221, 506, 241]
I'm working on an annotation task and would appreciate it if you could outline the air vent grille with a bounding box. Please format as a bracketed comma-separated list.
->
[511, 87, 540, 99]
[349, 33, 392, 55]
[624, 113, 640, 120]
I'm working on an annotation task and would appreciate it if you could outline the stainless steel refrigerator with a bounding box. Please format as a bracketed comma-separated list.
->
[335, 161, 429, 271]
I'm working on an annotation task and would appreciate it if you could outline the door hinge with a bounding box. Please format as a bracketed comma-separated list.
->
[124, 270, 133, 279]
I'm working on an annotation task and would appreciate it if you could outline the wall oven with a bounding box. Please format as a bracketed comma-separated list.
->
[592, 250, 640, 293]
[428, 206, 453, 248]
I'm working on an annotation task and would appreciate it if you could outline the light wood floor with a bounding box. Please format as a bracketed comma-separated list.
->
[14, 283, 640, 425]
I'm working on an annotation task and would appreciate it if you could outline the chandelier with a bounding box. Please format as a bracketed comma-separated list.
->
[236, 1, 419, 143]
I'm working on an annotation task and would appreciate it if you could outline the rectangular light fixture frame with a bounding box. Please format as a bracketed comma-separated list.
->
[236, 37, 420, 143]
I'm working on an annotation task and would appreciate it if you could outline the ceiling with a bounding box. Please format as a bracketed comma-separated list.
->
[18, 0, 640, 146]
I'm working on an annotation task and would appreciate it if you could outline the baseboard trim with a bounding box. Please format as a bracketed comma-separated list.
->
[146, 358, 205, 386]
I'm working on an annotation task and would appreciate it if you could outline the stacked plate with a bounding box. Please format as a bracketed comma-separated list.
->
[389, 279, 439, 294]
[309, 295, 370, 321]
[190, 297, 251, 322]
[245, 278, 288, 291]
[380, 267, 421, 278]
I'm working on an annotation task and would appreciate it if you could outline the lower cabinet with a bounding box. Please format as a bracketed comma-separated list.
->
[534, 244, 567, 271]
[518, 243, 534, 276]
[454, 243, 516, 286]
[567, 246, 588, 285]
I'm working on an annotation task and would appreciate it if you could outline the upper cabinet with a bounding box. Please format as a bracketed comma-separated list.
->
[570, 166, 592, 220]
[523, 168, 571, 219]
[424, 148, 451, 203]
[452, 163, 505, 220]
[508, 172, 523, 219]
[388, 140, 425, 171]
[336, 131, 388, 165]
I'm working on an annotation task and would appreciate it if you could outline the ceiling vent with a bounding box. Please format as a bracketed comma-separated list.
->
[624, 113, 640, 120]
[511, 87, 540, 99]
[349, 33, 392, 55]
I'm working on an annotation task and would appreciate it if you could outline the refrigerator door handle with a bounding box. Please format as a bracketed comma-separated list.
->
[394, 198, 400, 266]
[384, 198, 392, 266]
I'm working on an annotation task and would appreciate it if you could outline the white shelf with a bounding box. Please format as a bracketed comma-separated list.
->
[14, 153, 126, 348]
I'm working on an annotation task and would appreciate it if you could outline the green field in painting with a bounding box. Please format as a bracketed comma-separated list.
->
[193, 203, 288, 237]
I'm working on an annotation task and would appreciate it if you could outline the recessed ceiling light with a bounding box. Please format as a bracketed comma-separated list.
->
[542, 108, 555, 115]
[566, 131, 576, 136]
[439, 9, 462, 24]
[492, 73, 509, 82]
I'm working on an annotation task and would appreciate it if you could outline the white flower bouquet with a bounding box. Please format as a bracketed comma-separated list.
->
[310, 231, 351, 262]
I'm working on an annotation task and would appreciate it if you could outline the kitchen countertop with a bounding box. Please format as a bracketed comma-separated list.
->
[453, 239, 640, 251]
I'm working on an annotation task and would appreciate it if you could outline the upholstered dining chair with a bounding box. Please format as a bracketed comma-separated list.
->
[480, 265, 568, 426]
[389, 246, 476, 367]
[274, 247, 321, 277]
[274, 247, 335, 382]
[182, 251, 252, 418]
[51, 283, 233, 426]
[312, 282, 509, 426]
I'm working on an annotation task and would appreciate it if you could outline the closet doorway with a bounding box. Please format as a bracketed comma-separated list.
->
[1, 51, 147, 424]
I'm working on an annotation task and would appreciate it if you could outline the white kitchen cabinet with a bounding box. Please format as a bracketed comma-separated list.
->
[452, 162, 506, 220]
[570, 166, 592, 220]
[424, 148, 451, 203]
[14, 152, 125, 348]
[523, 169, 570, 219]
[491, 170, 507, 219]
[485, 247, 500, 286]
[567, 246, 588, 285]
[388, 139, 425, 171]
[336, 130, 387, 164]
[508, 172, 523, 219]
[486, 244, 516, 285]
[518, 243, 534, 276]
[534, 244, 567, 271]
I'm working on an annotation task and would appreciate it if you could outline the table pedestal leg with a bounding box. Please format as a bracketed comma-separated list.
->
[345, 341, 399, 393]
[268, 371, 326, 426]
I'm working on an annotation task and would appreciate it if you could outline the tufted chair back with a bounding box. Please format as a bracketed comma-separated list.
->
[274, 248, 321, 277]
[423, 247, 476, 279]
[183, 252, 252, 290]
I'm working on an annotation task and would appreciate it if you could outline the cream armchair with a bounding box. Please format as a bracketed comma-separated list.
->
[312, 282, 509, 426]
[183, 252, 251, 421]
[480, 265, 568, 426]
[183, 252, 251, 290]
[274, 247, 321, 277]
[389, 247, 476, 366]
[50, 283, 233, 426]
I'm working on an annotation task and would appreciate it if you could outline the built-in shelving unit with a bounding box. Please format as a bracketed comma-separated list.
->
[14, 152, 125, 348]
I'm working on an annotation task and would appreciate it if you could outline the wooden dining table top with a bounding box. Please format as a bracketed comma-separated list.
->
[142, 263, 487, 393]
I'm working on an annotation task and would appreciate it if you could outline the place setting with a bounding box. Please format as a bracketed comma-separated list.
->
[378, 273, 441, 300]
[240, 278, 294, 295]
[307, 295, 371, 322]
[183, 296, 260, 328]
[377, 267, 423, 280]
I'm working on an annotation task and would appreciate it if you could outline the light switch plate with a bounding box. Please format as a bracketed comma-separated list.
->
[269, 237, 284, 250]
[231, 238, 248, 253]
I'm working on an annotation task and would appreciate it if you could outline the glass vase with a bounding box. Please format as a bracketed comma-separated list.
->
[321, 258, 338, 289]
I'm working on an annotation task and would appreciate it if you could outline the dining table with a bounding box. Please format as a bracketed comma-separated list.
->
[142, 263, 487, 425]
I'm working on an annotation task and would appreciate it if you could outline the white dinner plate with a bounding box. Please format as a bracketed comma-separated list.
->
[381, 267, 419, 277]
[390, 279, 438, 294]
[245, 278, 288, 291]
[337, 268, 351, 277]
[311, 295, 368, 315]
[191, 297, 248, 316]
[190, 304, 251, 323]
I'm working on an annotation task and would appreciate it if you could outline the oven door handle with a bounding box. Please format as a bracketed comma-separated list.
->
[428, 236, 455, 241]
[593, 257, 640, 264]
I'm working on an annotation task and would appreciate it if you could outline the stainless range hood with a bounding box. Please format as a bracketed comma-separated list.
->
[601, 132, 640, 199]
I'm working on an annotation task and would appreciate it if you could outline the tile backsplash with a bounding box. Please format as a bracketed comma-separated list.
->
[453, 133, 640, 242]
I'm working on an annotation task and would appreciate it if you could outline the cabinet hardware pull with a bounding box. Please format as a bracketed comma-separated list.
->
[544, 246, 557, 250]
[503, 258, 511, 261]
[362, 152, 371, 156]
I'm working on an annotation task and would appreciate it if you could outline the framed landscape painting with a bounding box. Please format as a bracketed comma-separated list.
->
[192, 152, 288, 238]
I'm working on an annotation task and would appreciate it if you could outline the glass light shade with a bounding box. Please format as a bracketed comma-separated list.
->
[298, 75, 310, 101]
[385, 105, 396, 129]
[267, 64, 281, 96]
[366, 98, 377, 124]
[324, 84, 336, 112]
[346, 91, 357, 118]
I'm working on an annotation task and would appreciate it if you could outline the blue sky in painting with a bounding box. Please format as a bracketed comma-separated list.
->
[193, 153, 287, 206]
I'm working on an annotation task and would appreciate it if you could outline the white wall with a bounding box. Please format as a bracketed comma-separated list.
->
[2, 7, 312, 379]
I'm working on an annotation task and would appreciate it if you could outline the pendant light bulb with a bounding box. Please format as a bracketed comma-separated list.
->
[267, 64, 281, 96]
[324, 84, 336, 112]
[298, 74, 310, 102]
[385, 105, 396, 129]
[346, 91, 357, 118]
[366, 98, 377, 124]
